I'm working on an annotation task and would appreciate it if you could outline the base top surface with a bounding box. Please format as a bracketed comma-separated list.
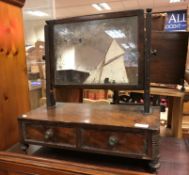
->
[19, 103, 160, 130]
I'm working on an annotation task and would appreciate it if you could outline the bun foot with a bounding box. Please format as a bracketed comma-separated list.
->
[149, 157, 160, 173]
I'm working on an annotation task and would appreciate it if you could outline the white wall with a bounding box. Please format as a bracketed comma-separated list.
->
[24, 20, 46, 46]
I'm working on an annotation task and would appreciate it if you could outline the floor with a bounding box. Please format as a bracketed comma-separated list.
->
[158, 137, 189, 175]
[158, 108, 189, 174]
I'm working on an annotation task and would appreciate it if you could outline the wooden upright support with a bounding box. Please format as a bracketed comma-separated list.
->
[144, 9, 152, 114]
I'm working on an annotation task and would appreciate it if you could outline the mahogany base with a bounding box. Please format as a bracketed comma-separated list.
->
[18, 103, 160, 172]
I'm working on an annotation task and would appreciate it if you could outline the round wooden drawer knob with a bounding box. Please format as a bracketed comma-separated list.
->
[44, 129, 54, 141]
[108, 136, 118, 146]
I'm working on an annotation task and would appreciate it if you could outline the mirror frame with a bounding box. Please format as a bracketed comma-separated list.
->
[45, 9, 145, 90]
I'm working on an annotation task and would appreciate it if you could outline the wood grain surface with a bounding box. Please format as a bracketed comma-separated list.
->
[25, 124, 77, 146]
[0, 1, 30, 150]
[19, 103, 160, 130]
[151, 32, 188, 85]
[81, 128, 147, 155]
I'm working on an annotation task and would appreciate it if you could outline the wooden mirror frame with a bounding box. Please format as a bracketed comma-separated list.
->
[45, 9, 152, 114]
[45, 9, 145, 91]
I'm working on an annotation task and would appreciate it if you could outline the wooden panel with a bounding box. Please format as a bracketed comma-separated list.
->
[25, 124, 76, 146]
[0, 1, 30, 150]
[81, 129, 147, 155]
[54, 127, 76, 146]
[25, 125, 45, 141]
[151, 32, 189, 85]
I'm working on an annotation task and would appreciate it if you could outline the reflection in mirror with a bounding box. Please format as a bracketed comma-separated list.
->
[83, 89, 110, 104]
[54, 16, 139, 85]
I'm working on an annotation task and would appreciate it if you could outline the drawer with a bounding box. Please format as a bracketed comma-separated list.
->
[81, 129, 147, 156]
[24, 124, 76, 147]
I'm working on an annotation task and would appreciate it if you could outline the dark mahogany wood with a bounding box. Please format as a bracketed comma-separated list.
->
[19, 103, 159, 129]
[144, 9, 152, 113]
[18, 103, 160, 171]
[25, 124, 77, 147]
[81, 128, 147, 155]
[45, 25, 56, 107]
[0, 0, 25, 7]
[151, 32, 189, 85]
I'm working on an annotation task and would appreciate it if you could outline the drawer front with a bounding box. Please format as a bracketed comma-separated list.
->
[81, 129, 147, 156]
[24, 124, 76, 147]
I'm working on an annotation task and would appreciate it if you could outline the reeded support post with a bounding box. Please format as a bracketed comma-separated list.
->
[144, 9, 152, 114]
[45, 25, 56, 107]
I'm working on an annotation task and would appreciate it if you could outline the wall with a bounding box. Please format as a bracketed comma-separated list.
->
[24, 20, 45, 45]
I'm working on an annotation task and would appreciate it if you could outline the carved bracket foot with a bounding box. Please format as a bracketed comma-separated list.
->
[149, 156, 160, 173]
